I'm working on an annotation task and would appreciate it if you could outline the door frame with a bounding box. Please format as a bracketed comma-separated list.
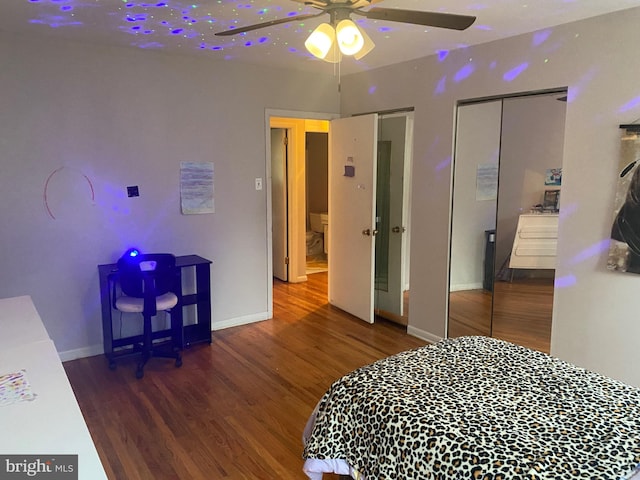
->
[264, 109, 339, 318]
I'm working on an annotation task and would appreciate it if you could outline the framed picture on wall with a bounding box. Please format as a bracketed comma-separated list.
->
[545, 168, 562, 186]
[608, 125, 640, 273]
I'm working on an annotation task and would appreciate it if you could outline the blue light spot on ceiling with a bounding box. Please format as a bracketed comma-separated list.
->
[287, 11, 298, 16]
[171, 28, 184, 34]
[258, 37, 268, 43]
[245, 41, 252, 46]
[379, 26, 391, 32]
[453, 64, 474, 83]
[503, 62, 528, 82]
[212, 46, 223, 50]
[437, 50, 449, 62]
[60, 5, 73, 12]
[289, 47, 297, 53]
[368, 85, 377, 94]
[474, 24, 492, 31]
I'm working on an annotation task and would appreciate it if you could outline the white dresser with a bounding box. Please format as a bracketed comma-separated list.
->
[509, 214, 559, 269]
[0, 295, 108, 479]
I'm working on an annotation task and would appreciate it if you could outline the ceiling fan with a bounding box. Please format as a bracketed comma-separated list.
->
[215, 0, 476, 63]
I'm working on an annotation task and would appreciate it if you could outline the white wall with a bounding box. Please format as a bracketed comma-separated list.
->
[340, 7, 640, 386]
[0, 31, 340, 359]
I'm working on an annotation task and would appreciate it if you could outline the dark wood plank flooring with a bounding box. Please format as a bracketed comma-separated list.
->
[64, 272, 426, 479]
[448, 277, 553, 353]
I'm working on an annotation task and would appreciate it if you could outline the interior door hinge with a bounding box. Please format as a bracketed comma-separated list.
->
[285, 257, 290, 265]
[283, 136, 289, 146]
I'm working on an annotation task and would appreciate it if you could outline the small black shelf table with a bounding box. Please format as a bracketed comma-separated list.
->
[98, 254, 212, 366]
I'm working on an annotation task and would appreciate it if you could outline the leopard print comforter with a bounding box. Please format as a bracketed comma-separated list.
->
[303, 336, 640, 479]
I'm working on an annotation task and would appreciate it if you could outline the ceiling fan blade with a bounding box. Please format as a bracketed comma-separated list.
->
[356, 8, 476, 31]
[215, 12, 324, 36]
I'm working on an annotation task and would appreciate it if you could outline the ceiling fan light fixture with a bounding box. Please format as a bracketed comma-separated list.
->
[354, 25, 375, 60]
[335, 19, 364, 56]
[305, 23, 336, 60]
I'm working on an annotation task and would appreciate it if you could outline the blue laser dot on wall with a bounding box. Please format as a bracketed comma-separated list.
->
[60, 5, 73, 12]
[620, 96, 640, 113]
[454, 64, 474, 83]
[532, 29, 551, 47]
[245, 41, 252, 46]
[171, 28, 184, 34]
[258, 37, 268, 44]
[437, 50, 449, 62]
[435, 75, 447, 95]
[211, 46, 222, 50]
[503, 62, 528, 82]
[378, 26, 391, 32]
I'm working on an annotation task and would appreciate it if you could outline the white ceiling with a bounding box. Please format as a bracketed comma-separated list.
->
[1, 0, 639, 75]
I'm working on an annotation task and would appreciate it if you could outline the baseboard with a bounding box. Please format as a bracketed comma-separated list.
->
[59, 312, 273, 362]
[60, 344, 105, 362]
[406, 325, 442, 344]
[449, 282, 483, 292]
[212, 311, 271, 330]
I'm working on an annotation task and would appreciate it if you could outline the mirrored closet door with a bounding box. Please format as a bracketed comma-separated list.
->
[448, 90, 567, 353]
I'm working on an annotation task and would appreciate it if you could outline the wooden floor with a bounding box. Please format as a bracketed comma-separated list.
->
[448, 277, 553, 353]
[64, 272, 426, 480]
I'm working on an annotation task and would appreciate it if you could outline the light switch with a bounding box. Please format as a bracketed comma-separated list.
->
[255, 178, 263, 191]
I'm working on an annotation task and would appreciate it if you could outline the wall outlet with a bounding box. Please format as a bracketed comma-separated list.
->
[127, 185, 139, 197]
[255, 178, 263, 191]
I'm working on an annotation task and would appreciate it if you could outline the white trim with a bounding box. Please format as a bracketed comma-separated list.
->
[59, 311, 274, 361]
[406, 325, 441, 344]
[59, 344, 104, 362]
[449, 282, 483, 292]
[212, 311, 271, 330]
[264, 108, 339, 314]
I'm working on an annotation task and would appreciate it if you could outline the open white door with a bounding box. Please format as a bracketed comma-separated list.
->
[271, 128, 288, 281]
[328, 114, 378, 323]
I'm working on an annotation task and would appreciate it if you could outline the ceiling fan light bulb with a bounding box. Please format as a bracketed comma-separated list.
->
[305, 23, 335, 60]
[336, 19, 364, 56]
[354, 25, 375, 60]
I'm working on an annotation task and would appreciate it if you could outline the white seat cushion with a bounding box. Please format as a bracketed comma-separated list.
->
[115, 292, 178, 313]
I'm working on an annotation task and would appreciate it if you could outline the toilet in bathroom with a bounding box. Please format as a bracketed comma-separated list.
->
[309, 212, 329, 255]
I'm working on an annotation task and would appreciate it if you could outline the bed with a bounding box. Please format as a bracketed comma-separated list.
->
[302, 336, 640, 480]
